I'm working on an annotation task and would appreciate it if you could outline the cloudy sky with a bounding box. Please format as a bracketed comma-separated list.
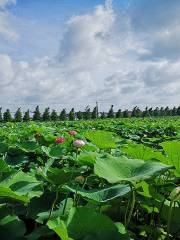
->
[0, 0, 180, 111]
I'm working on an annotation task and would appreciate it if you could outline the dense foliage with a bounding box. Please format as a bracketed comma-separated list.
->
[0, 117, 179, 239]
[0, 105, 180, 122]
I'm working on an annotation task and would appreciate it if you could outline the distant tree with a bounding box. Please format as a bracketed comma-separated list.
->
[50, 110, 58, 121]
[83, 106, 91, 120]
[42, 107, 50, 121]
[116, 109, 122, 118]
[107, 105, 114, 118]
[23, 109, 30, 122]
[122, 110, 129, 118]
[59, 109, 67, 121]
[14, 108, 22, 122]
[177, 106, 180, 116]
[76, 111, 83, 120]
[136, 107, 142, 117]
[3, 109, 12, 122]
[172, 107, 177, 116]
[92, 106, 98, 119]
[33, 106, 41, 121]
[131, 106, 136, 117]
[159, 107, 164, 116]
[142, 107, 149, 117]
[148, 107, 153, 117]
[69, 108, 75, 121]
[153, 107, 160, 117]
[131, 106, 142, 117]
[100, 112, 106, 119]
[0, 107, 3, 122]
[164, 106, 170, 116]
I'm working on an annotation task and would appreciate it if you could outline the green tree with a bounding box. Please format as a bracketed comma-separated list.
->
[14, 108, 22, 122]
[107, 105, 114, 118]
[122, 110, 129, 118]
[0, 107, 2, 122]
[83, 106, 91, 120]
[23, 109, 30, 122]
[69, 108, 75, 121]
[177, 106, 180, 116]
[115, 109, 122, 118]
[51, 110, 58, 121]
[91, 106, 98, 119]
[172, 107, 177, 116]
[76, 111, 83, 120]
[131, 106, 142, 117]
[164, 106, 170, 116]
[100, 112, 106, 119]
[33, 106, 41, 121]
[142, 107, 149, 117]
[136, 107, 142, 117]
[153, 107, 160, 117]
[148, 107, 153, 117]
[3, 109, 12, 122]
[59, 109, 67, 121]
[159, 107, 164, 116]
[131, 106, 136, 117]
[42, 107, 50, 121]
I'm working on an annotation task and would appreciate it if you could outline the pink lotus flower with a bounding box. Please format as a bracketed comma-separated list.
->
[69, 130, 77, 136]
[73, 139, 85, 148]
[55, 137, 65, 144]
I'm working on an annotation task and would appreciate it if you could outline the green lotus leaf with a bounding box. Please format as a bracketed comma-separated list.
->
[94, 155, 173, 183]
[64, 184, 131, 203]
[0, 186, 29, 204]
[85, 130, 117, 149]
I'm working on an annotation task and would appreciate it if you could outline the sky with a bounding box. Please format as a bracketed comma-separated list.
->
[0, 0, 180, 111]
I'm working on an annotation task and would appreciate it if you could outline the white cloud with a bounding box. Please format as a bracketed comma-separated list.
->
[0, 54, 14, 87]
[0, 0, 18, 41]
[0, 0, 16, 8]
[0, 0, 180, 110]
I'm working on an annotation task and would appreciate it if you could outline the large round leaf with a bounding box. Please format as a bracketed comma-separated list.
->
[0, 215, 26, 239]
[0, 171, 42, 199]
[85, 130, 117, 149]
[47, 207, 121, 240]
[67, 207, 121, 240]
[94, 155, 173, 183]
[16, 141, 39, 153]
[0, 186, 29, 204]
[160, 141, 180, 176]
[121, 143, 163, 161]
[64, 184, 131, 203]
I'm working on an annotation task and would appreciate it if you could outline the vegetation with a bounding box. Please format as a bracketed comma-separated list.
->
[0, 105, 180, 122]
[0, 117, 179, 239]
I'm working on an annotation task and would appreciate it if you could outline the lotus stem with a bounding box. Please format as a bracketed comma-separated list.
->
[46, 190, 59, 224]
[126, 186, 136, 227]
[124, 199, 130, 226]
[62, 193, 68, 215]
[167, 191, 180, 239]
[167, 200, 173, 240]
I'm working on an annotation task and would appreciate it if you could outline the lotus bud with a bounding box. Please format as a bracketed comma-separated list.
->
[73, 139, 85, 147]
[69, 130, 77, 136]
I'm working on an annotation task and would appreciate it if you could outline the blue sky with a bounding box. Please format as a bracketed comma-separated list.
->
[2, 0, 127, 60]
[0, 0, 180, 110]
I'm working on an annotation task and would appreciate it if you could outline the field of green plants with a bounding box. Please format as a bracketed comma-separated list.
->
[0, 117, 180, 240]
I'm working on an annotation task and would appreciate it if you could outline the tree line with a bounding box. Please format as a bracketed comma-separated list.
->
[0, 105, 180, 122]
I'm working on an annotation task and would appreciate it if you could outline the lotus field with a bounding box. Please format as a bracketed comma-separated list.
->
[0, 117, 180, 240]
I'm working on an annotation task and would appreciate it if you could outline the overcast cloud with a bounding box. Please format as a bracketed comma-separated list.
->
[0, 0, 180, 110]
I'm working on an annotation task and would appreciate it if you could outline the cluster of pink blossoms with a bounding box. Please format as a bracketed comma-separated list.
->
[54, 130, 85, 148]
